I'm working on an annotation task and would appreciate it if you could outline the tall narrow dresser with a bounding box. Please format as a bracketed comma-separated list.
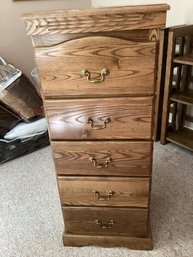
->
[22, 4, 169, 250]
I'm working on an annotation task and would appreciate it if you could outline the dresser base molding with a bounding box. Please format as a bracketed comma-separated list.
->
[63, 224, 153, 250]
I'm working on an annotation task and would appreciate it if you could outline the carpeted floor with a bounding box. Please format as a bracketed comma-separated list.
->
[0, 143, 193, 257]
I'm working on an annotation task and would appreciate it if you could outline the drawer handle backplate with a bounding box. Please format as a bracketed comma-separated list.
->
[89, 157, 111, 169]
[80, 68, 110, 83]
[93, 190, 114, 201]
[95, 219, 114, 229]
[86, 117, 111, 130]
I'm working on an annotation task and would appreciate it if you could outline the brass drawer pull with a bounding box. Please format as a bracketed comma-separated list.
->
[93, 190, 114, 201]
[89, 157, 111, 169]
[95, 219, 114, 229]
[80, 68, 110, 83]
[86, 117, 111, 130]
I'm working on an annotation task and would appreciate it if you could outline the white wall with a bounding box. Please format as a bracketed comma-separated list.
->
[92, 0, 193, 27]
[0, 0, 91, 77]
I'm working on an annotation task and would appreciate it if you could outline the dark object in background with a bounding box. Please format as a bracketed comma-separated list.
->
[0, 58, 48, 164]
[0, 103, 21, 137]
[0, 131, 49, 164]
[0, 74, 43, 121]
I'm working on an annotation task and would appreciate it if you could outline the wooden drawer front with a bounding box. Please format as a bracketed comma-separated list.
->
[52, 141, 152, 177]
[63, 206, 148, 237]
[36, 36, 156, 97]
[58, 177, 150, 208]
[45, 97, 153, 140]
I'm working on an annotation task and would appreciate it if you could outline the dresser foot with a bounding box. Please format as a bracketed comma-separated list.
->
[63, 226, 153, 250]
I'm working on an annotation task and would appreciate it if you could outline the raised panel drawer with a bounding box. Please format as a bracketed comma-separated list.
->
[52, 141, 152, 177]
[36, 36, 156, 98]
[45, 97, 153, 140]
[58, 177, 150, 208]
[63, 206, 149, 237]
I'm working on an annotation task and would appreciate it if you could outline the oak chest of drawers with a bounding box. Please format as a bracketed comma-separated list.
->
[22, 4, 169, 250]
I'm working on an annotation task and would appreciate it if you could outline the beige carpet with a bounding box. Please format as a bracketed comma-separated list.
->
[0, 143, 193, 257]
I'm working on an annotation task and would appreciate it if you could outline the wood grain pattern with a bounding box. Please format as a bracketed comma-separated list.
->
[36, 36, 156, 98]
[52, 141, 152, 177]
[22, 4, 169, 250]
[63, 225, 153, 250]
[149, 28, 160, 41]
[31, 30, 150, 48]
[45, 97, 153, 140]
[58, 176, 150, 208]
[21, 5, 169, 35]
[63, 206, 148, 236]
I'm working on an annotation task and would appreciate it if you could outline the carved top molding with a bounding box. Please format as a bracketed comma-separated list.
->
[21, 4, 170, 36]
